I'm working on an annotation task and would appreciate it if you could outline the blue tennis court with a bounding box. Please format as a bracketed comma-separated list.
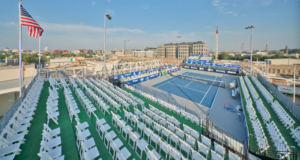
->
[152, 72, 222, 108]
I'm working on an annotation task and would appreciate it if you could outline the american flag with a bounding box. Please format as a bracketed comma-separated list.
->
[20, 4, 44, 38]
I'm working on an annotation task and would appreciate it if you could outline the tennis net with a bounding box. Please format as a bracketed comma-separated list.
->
[171, 74, 226, 88]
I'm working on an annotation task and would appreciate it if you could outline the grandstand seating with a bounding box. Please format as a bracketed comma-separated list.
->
[0, 75, 246, 160]
[255, 99, 271, 123]
[239, 77, 250, 100]
[251, 77, 273, 103]
[271, 100, 295, 129]
[266, 121, 291, 159]
[0, 76, 44, 160]
[240, 76, 300, 157]
[243, 76, 259, 100]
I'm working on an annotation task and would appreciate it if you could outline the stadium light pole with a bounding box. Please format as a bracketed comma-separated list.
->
[177, 36, 182, 68]
[104, 13, 111, 80]
[245, 25, 255, 75]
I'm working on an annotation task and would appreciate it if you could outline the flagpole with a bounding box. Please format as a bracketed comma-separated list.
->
[19, 1, 22, 98]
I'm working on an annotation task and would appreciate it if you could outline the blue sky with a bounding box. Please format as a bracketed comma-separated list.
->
[0, 0, 299, 51]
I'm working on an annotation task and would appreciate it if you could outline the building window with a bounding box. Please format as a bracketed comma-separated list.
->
[277, 69, 280, 74]
[273, 69, 275, 73]
[288, 69, 291, 74]
[269, 69, 271, 73]
[283, 69, 285, 73]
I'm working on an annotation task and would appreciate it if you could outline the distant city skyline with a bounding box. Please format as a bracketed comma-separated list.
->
[0, 0, 299, 51]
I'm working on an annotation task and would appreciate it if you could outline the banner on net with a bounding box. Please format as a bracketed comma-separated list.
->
[124, 67, 180, 85]
[114, 65, 175, 80]
[184, 59, 241, 68]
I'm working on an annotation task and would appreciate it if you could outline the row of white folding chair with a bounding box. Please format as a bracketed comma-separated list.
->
[138, 119, 197, 160]
[47, 95, 59, 125]
[76, 88, 97, 119]
[250, 119, 269, 153]
[69, 77, 78, 89]
[243, 76, 259, 100]
[64, 86, 80, 123]
[133, 107, 205, 160]
[255, 99, 271, 123]
[49, 76, 61, 90]
[99, 79, 114, 88]
[271, 100, 295, 129]
[114, 86, 139, 108]
[0, 79, 44, 158]
[99, 85, 129, 111]
[156, 98, 200, 125]
[85, 85, 110, 116]
[183, 124, 199, 141]
[107, 84, 137, 108]
[76, 78, 87, 90]
[246, 99, 257, 120]
[91, 81, 120, 112]
[290, 126, 300, 146]
[38, 123, 63, 160]
[251, 76, 273, 103]
[266, 121, 290, 153]
[75, 125, 100, 160]
[239, 77, 250, 100]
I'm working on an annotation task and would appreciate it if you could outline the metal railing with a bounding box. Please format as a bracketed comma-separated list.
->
[202, 113, 247, 159]
[257, 74, 300, 121]
[0, 74, 38, 134]
[248, 134, 300, 160]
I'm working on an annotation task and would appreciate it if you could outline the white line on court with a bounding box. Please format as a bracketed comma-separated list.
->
[199, 76, 218, 104]
[155, 78, 177, 88]
[185, 81, 193, 87]
[157, 80, 206, 94]
[209, 77, 223, 110]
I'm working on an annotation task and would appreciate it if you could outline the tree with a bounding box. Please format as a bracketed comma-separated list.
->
[292, 49, 300, 53]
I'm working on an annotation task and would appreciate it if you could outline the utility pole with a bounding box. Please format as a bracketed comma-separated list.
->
[177, 36, 182, 68]
[215, 27, 219, 61]
[245, 25, 255, 75]
[241, 42, 245, 53]
[116, 38, 129, 55]
[104, 13, 111, 80]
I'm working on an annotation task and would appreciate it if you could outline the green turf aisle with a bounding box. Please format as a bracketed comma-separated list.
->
[69, 84, 114, 160]
[237, 79, 259, 151]
[54, 87, 80, 160]
[15, 82, 49, 160]
[249, 78, 300, 152]
[238, 78, 275, 154]
[123, 88, 202, 138]
[75, 83, 143, 160]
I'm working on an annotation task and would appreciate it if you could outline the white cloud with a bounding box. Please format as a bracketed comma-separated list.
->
[92, 1, 95, 6]
[262, 0, 273, 5]
[141, 4, 149, 10]
[106, 9, 114, 14]
[106, 0, 111, 2]
[212, 0, 237, 16]
[0, 21, 17, 28]
[41, 23, 145, 34]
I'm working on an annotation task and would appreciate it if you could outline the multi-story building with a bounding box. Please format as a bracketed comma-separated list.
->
[83, 49, 93, 54]
[132, 50, 154, 57]
[77, 49, 86, 53]
[192, 41, 207, 55]
[166, 44, 177, 58]
[157, 45, 166, 57]
[50, 50, 70, 54]
[157, 41, 207, 58]
[97, 50, 104, 54]
[178, 43, 191, 59]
